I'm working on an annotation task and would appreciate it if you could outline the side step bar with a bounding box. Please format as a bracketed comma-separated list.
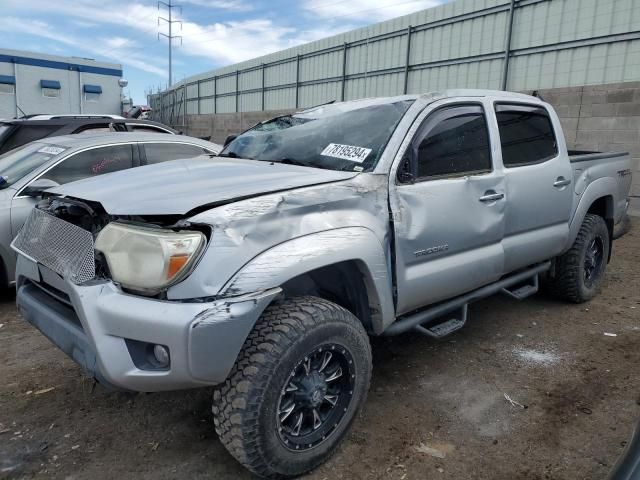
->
[382, 261, 550, 337]
[501, 274, 539, 300]
[414, 305, 468, 339]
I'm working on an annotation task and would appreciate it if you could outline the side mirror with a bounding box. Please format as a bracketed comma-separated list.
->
[397, 155, 415, 184]
[224, 134, 237, 147]
[23, 178, 60, 197]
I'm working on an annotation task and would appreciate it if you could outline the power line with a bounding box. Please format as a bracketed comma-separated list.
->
[158, 0, 183, 86]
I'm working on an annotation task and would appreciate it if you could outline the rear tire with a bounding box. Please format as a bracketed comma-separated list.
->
[212, 296, 372, 479]
[546, 213, 609, 303]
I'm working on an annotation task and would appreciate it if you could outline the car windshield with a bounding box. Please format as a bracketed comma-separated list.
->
[219, 100, 413, 172]
[0, 142, 66, 189]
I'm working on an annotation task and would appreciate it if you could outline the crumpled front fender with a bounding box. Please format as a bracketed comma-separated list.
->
[219, 227, 395, 334]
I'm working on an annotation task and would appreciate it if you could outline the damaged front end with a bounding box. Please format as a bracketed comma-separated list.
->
[18, 196, 212, 299]
[12, 196, 283, 391]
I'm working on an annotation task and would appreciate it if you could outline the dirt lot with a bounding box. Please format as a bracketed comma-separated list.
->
[1, 225, 639, 480]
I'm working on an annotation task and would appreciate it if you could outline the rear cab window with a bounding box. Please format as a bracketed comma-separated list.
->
[494, 103, 558, 167]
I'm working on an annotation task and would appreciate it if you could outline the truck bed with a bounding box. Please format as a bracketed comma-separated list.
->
[568, 150, 630, 163]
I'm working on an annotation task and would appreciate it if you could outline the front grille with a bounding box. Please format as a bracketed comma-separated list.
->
[12, 208, 96, 284]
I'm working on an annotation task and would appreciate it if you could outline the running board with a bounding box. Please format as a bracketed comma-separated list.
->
[382, 262, 551, 337]
[414, 305, 468, 339]
[501, 274, 539, 300]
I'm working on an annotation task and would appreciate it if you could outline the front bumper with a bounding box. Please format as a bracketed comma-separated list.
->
[15, 255, 280, 392]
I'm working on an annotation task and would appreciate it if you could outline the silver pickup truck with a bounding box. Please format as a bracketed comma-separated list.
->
[12, 90, 633, 478]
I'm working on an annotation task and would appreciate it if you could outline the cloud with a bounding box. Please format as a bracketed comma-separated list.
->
[180, 19, 298, 64]
[302, 0, 447, 22]
[2, 0, 452, 90]
[179, 0, 253, 11]
[0, 16, 167, 78]
[2, 0, 316, 74]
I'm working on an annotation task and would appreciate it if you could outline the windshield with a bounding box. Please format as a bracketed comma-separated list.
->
[0, 142, 66, 189]
[220, 100, 413, 172]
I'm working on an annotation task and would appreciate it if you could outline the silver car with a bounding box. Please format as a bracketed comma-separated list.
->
[0, 132, 221, 287]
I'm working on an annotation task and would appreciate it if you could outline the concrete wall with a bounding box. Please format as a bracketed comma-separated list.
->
[182, 81, 640, 215]
[538, 81, 640, 215]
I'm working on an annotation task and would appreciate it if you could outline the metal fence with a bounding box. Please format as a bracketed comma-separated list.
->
[149, 0, 640, 126]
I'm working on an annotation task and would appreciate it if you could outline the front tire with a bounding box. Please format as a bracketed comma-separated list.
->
[212, 296, 372, 479]
[546, 213, 610, 303]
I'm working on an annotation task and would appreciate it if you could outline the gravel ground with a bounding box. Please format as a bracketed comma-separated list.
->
[1, 224, 639, 480]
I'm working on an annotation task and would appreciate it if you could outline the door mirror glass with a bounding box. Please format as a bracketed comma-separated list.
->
[23, 178, 60, 197]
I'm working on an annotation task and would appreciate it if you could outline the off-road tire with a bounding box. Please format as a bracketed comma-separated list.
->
[545, 213, 609, 303]
[212, 296, 372, 479]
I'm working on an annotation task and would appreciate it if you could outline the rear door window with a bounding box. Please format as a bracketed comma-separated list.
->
[495, 104, 558, 167]
[42, 144, 135, 185]
[143, 143, 209, 165]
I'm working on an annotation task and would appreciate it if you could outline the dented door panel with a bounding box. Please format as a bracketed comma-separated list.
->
[389, 98, 506, 315]
[393, 175, 505, 314]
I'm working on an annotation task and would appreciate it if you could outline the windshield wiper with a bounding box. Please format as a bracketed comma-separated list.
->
[217, 152, 238, 158]
[268, 157, 311, 168]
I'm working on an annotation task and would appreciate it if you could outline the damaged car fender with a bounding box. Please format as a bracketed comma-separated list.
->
[218, 226, 395, 334]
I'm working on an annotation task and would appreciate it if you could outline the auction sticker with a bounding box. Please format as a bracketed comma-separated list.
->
[37, 146, 66, 155]
[321, 143, 372, 163]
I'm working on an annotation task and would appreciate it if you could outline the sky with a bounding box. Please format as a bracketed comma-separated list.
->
[1, 0, 450, 104]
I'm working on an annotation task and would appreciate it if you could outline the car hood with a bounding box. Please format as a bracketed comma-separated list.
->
[50, 157, 358, 215]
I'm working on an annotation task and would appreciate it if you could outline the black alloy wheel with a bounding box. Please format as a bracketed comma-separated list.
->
[276, 344, 355, 451]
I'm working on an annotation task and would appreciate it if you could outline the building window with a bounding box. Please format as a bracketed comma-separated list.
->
[41, 79, 61, 98]
[43, 88, 60, 98]
[0, 75, 15, 95]
[83, 84, 102, 102]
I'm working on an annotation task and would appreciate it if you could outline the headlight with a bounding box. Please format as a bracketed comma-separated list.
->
[95, 222, 205, 293]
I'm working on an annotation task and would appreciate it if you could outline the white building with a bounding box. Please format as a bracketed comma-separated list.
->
[0, 49, 124, 119]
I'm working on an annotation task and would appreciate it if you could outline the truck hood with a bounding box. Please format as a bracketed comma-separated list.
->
[50, 157, 358, 215]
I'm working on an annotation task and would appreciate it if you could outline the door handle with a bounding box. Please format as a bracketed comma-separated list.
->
[479, 192, 505, 203]
[554, 177, 571, 188]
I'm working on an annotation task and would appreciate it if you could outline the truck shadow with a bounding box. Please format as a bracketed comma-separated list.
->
[0, 287, 16, 304]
